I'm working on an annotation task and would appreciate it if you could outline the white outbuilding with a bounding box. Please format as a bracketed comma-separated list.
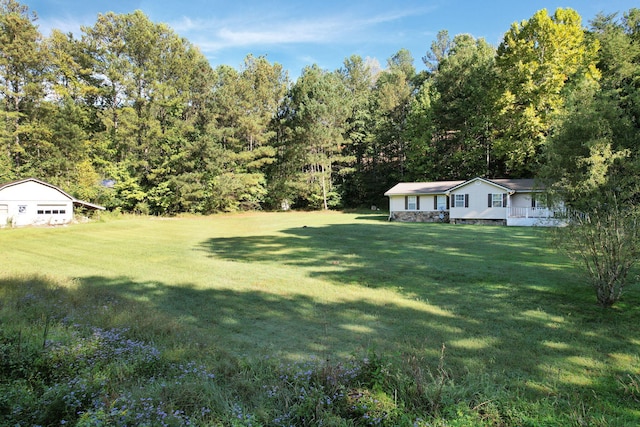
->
[0, 178, 105, 227]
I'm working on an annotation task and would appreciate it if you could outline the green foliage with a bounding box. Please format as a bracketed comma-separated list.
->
[494, 8, 600, 175]
[210, 171, 267, 212]
[407, 34, 498, 181]
[542, 10, 640, 308]
[358, 49, 416, 205]
[403, 80, 437, 181]
[554, 193, 640, 307]
[1, 2, 639, 217]
[0, 279, 478, 426]
[281, 64, 352, 209]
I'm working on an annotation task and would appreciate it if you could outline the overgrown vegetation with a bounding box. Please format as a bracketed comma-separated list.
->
[2, 212, 640, 425]
[0, 277, 503, 426]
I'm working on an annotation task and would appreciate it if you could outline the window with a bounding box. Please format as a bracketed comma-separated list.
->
[37, 205, 67, 215]
[405, 195, 419, 210]
[531, 195, 546, 209]
[435, 195, 447, 211]
[453, 194, 469, 208]
[489, 193, 507, 208]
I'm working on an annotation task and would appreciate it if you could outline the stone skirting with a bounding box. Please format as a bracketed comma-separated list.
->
[389, 211, 509, 226]
[389, 211, 450, 223]
[450, 218, 506, 226]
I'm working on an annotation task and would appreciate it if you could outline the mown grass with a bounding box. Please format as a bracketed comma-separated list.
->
[1, 211, 639, 425]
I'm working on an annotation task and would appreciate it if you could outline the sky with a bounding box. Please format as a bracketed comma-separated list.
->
[20, 0, 640, 79]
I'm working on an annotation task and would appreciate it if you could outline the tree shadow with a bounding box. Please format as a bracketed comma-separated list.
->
[193, 221, 640, 400]
[3, 216, 639, 420]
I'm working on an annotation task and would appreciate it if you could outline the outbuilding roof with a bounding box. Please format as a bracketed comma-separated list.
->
[0, 177, 105, 210]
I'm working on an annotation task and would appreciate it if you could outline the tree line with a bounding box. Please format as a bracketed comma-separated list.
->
[1, 0, 639, 215]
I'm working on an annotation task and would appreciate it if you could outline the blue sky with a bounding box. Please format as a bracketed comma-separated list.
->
[21, 0, 639, 79]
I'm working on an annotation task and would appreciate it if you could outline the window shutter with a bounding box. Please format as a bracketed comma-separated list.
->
[417, 196, 420, 210]
[446, 196, 450, 209]
[434, 196, 437, 210]
[503, 194, 507, 207]
[465, 194, 469, 208]
[488, 194, 492, 208]
[405, 196, 408, 210]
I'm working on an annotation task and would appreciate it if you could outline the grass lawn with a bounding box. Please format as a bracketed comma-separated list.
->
[2, 211, 640, 425]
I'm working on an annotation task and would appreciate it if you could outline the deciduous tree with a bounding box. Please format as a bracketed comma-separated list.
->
[544, 9, 640, 307]
[494, 8, 599, 176]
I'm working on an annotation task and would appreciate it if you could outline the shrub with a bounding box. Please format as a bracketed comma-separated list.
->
[554, 194, 640, 307]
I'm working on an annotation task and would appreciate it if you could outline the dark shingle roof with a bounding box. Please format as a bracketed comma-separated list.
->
[384, 178, 542, 196]
[384, 181, 465, 195]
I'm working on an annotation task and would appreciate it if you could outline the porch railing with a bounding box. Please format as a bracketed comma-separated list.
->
[508, 207, 556, 219]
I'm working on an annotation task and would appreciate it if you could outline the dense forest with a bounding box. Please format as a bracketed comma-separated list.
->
[1, 0, 639, 213]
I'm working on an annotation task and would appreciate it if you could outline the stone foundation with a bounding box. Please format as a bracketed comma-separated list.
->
[450, 218, 506, 226]
[389, 211, 509, 226]
[389, 211, 450, 223]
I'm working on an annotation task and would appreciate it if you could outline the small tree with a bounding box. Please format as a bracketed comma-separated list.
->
[556, 193, 640, 307]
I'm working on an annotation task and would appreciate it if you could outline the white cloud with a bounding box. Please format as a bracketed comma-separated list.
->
[35, 15, 91, 37]
[174, 5, 435, 53]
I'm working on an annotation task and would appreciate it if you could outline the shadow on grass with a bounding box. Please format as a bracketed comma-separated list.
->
[191, 220, 640, 400]
[2, 216, 639, 421]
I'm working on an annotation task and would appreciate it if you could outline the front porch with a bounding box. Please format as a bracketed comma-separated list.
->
[507, 207, 566, 227]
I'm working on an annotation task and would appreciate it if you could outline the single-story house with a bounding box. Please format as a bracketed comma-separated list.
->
[0, 178, 105, 227]
[384, 177, 563, 226]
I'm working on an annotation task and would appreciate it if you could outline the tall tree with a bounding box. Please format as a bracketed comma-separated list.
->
[429, 34, 498, 179]
[209, 56, 288, 211]
[543, 8, 640, 206]
[403, 79, 437, 181]
[82, 10, 216, 213]
[43, 30, 103, 196]
[0, 0, 48, 178]
[337, 55, 376, 207]
[494, 8, 599, 176]
[543, 9, 640, 307]
[283, 65, 351, 209]
[366, 49, 416, 204]
[422, 29, 452, 73]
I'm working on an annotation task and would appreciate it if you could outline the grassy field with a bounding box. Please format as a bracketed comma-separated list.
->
[1, 211, 640, 425]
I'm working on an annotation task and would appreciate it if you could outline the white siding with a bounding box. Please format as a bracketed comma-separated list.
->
[511, 193, 533, 209]
[0, 181, 74, 227]
[389, 194, 440, 213]
[389, 195, 405, 213]
[450, 180, 507, 220]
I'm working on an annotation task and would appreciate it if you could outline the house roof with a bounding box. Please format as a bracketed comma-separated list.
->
[488, 178, 540, 192]
[384, 178, 542, 196]
[384, 181, 465, 196]
[0, 177, 105, 210]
